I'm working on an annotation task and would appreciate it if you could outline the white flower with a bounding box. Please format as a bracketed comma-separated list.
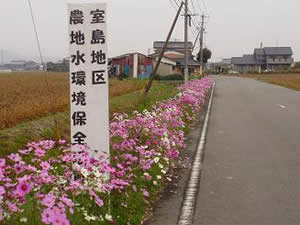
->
[105, 214, 113, 221]
[153, 157, 160, 163]
[20, 217, 27, 223]
[94, 170, 101, 178]
[167, 177, 172, 182]
[72, 163, 81, 171]
[158, 163, 164, 169]
[177, 92, 183, 97]
[85, 215, 97, 222]
[80, 168, 89, 178]
[157, 175, 162, 180]
[153, 181, 158, 186]
[161, 170, 167, 174]
[144, 172, 150, 177]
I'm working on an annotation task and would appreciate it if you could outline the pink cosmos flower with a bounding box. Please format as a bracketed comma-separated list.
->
[0, 186, 5, 195]
[40, 161, 51, 171]
[15, 181, 32, 197]
[0, 159, 5, 167]
[132, 185, 137, 192]
[95, 196, 104, 207]
[14, 163, 26, 174]
[142, 189, 149, 198]
[41, 193, 56, 208]
[18, 149, 31, 155]
[58, 139, 66, 145]
[7, 201, 18, 212]
[8, 153, 22, 162]
[26, 165, 37, 172]
[41, 208, 53, 225]
[34, 149, 46, 157]
[60, 196, 74, 208]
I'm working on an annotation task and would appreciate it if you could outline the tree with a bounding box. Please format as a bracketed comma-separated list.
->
[295, 61, 300, 68]
[197, 48, 212, 64]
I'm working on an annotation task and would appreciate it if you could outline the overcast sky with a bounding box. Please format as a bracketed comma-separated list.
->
[0, 0, 299, 62]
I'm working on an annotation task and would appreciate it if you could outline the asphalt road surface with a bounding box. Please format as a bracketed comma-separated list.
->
[194, 76, 300, 225]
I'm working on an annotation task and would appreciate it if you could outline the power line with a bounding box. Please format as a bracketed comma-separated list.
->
[202, 0, 209, 15]
[169, 0, 178, 11]
[195, 0, 203, 14]
[28, 0, 45, 71]
[27, 0, 61, 139]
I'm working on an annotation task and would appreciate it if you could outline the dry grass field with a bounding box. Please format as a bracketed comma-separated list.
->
[226, 73, 300, 91]
[0, 72, 146, 129]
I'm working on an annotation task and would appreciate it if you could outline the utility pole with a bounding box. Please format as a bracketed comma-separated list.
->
[1, 49, 3, 65]
[258, 42, 263, 74]
[145, 2, 184, 94]
[184, 0, 189, 83]
[199, 14, 205, 75]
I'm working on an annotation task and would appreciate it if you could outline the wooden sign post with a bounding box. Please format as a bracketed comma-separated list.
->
[69, 3, 109, 160]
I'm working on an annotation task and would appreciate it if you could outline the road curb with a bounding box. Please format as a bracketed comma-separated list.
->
[177, 81, 216, 225]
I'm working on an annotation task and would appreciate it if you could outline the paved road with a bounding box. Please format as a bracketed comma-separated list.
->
[194, 76, 300, 225]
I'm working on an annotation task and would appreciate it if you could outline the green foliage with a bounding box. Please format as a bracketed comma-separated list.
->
[197, 48, 212, 63]
[294, 62, 300, 69]
[118, 73, 129, 80]
[154, 74, 184, 81]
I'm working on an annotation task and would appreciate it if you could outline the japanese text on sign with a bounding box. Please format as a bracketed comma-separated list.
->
[69, 3, 109, 159]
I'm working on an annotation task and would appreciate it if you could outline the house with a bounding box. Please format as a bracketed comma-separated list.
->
[153, 41, 193, 55]
[232, 46, 294, 72]
[152, 56, 177, 75]
[47, 58, 69, 72]
[110, 52, 153, 79]
[232, 55, 259, 73]
[152, 41, 200, 75]
[7, 60, 26, 71]
[213, 58, 232, 73]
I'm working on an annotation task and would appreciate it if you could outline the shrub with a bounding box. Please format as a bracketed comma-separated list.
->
[154, 74, 184, 81]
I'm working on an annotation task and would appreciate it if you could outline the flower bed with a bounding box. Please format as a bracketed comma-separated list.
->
[0, 77, 212, 225]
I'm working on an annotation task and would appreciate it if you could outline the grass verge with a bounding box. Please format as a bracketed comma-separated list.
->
[0, 82, 178, 157]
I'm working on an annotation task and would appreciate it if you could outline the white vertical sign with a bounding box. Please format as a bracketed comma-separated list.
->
[68, 3, 109, 159]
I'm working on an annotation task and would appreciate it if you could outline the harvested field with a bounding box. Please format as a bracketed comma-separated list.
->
[0, 72, 146, 129]
[224, 73, 300, 91]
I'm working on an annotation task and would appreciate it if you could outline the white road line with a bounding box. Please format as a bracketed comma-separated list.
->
[177, 81, 216, 225]
[278, 104, 287, 109]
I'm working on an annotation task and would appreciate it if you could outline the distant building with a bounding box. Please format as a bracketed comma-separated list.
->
[152, 41, 201, 75]
[110, 52, 153, 79]
[0, 60, 42, 72]
[153, 41, 193, 55]
[232, 47, 294, 73]
[152, 56, 177, 75]
[47, 57, 69, 72]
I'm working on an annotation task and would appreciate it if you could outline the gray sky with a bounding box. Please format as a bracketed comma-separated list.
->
[0, 0, 299, 62]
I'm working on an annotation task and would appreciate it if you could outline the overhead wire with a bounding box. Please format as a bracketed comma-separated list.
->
[27, 0, 61, 139]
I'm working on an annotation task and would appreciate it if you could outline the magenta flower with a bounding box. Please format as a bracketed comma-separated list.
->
[8, 153, 22, 162]
[41, 208, 53, 225]
[0, 186, 5, 195]
[95, 196, 104, 207]
[40, 161, 51, 171]
[41, 193, 56, 208]
[15, 181, 32, 197]
[7, 201, 18, 212]
[34, 149, 46, 157]
[0, 159, 5, 167]
[60, 196, 74, 208]
[14, 163, 26, 174]
[142, 189, 149, 198]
